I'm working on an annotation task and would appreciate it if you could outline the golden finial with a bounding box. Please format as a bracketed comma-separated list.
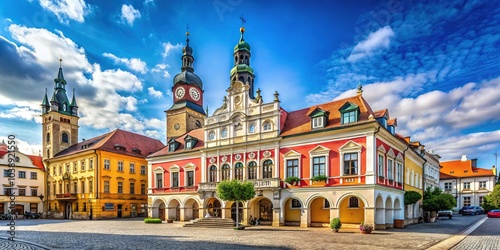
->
[186, 24, 190, 37]
[240, 15, 246, 34]
[59, 57, 62, 68]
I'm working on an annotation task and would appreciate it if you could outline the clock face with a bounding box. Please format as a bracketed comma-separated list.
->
[189, 87, 200, 101]
[175, 87, 185, 99]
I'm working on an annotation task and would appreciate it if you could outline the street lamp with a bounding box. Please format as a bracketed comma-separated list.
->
[39, 194, 44, 201]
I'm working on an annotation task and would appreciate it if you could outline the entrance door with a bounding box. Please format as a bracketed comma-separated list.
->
[159, 204, 165, 221]
[117, 205, 122, 218]
[231, 202, 243, 222]
[65, 203, 71, 219]
[175, 205, 180, 221]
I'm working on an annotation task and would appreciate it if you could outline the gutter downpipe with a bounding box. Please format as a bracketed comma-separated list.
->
[94, 150, 99, 199]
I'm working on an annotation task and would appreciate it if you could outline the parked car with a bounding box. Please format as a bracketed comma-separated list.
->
[0, 214, 14, 220]
[462, 206, 484, 215]
[459, 206, 470, 214]
[487, 209, 500, 218]
[438, 210, 453, 219]
[24, 211, 43, 219]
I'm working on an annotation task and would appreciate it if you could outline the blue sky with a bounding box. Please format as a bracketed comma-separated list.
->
[0, 0, 499, 169]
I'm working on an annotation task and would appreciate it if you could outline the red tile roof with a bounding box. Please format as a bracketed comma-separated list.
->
[149, 128, 204, 157]
[28, 155, 45, 170]
[440, 159, 495, 179]
[54, 129, 164, 159]
[0, 143, 7, 158]
[280, 95, 375, 136]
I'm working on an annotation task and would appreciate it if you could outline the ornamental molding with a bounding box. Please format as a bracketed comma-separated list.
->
[221, 155, 228, 162]
[263, 150, 271, 158]
[235, 154, 242, 161]
[248, 152, 256, 159]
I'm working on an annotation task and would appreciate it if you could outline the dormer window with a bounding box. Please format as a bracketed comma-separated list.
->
[308, 107, 329, 129]
[339, 102, 359, 124]
[168, 138, 180, 152]
[114, 144, 126, 151]
[184, 135, 198, 150]
[132, 148, 142, 154]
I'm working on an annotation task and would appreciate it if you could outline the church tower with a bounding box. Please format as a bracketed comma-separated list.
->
[230, 24, 255, 98]
[41, 59, 79, 159]
[166, 31, 206, 139]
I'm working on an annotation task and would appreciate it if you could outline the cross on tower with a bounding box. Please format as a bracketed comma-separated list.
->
[240, 15, 246, 27]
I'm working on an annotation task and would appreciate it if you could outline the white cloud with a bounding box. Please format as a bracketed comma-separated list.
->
[145, 118, 163, 129]
[120, 4, 141, 26]
[151, 63, 171, 78]
[37, 0, 90, 24]
[148, 87, 163, 98]
[144, 0, 155, 5]
[162, 42, 181, 57]
[0, 107, 41, 123]
[347, 26, 394, 62]
[0, 136, 42, 156]
[103, 52, 147, 73]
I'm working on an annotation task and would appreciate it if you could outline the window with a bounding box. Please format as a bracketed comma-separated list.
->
[172, 172, 179, 187]
[286, 159, 299, 178]
[30, 172, 37, 179]
[343, 153, 358, 175]
[62, 132, 69, 143]
[89, 180, 93, 193]
[104, 181, 110, 193]
[73, 162, 77, 172]
[221, 128, 228, 138]
[30, 203, 38, 213]
[31, 188, 38, 196]
[89, 159, 94, 170]
[222, 164, 230, 181]
[53, 167, 56, 176]
[4, 188, 14, 195]
[234, 163, 243, 180]
[3, 170, 9, 177]
[81, 160, 85, 171]
[141, 184, 146, 195]
[479, 181, 486, 189]
[209, 165, 217, 182]
[263, 121, 272, 131]
[349, 197, 359, 208]
[387, 159, 393, 180]
[73, 182, 77, 193]
[140, 165, 146, 175]
[130, 183, 135, 194]
[83, 202, 87, 212]
[81, 181, 85, 194]
[263, 160, 273, 178]
[378, 155, 384, 177]
[396, 162, 402, 183]
[156, 173, 163, 188]
[342, 110, 357, 124]
[479, 196, 485, 205]
[463, 182, 471, 190]
[118, 161, 124, 172]
[19, 188, 26, 196]
[117, 182, 123, 194]
[463, 196, 471, 206]
[444, 182, 452, 191]
[130, 163, 135, 173]
[46, 133, 50, 142]
[249, 123, 255, 133]
[58, 183, 62, 194]
[187, 171, 194, 186]
[291, 199, 301, 208]
[209, 131, 216, 140]
[312, 156, 326, 177]
[324, 199, 330, 208]
[104, 159, 110, 170]
[248, 162, 257, 180]
[312, 117, 324, 129]
[19, 171, 26, 178]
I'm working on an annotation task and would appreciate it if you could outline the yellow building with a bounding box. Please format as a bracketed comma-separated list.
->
[42, 64, 164, 219]
[402, 136, 425, 224]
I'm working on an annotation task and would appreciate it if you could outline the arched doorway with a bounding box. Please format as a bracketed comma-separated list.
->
[385, 197, 393, 228]
[184, 198, 200, 220]
[394, 198, 403, 219]
[375, 195, 385, 226]
[159, 202, 165, 221]
[168, 199, 181, 221]
[258, 199, 273, 223]
[309, 197, 330, 227]
[339, 195, 365, 224]
[284, 198, 302, 226]
[231, 202, 243, 223]
[206, 198, 222, 218]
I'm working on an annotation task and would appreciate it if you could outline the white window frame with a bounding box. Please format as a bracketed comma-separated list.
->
[312, 116, 324, 129]
[153, 167, 165, 188]
[118, 161, 124, 172]
[387, 158, 394, 180]
[309, 145, 329, 183]
[339, 141, 362, 177]
[262, 120, 273, 131]
[283, 150, 301, 178]
[378, 154, 385, 177]
[208, 130, 216, 141]
[183, 164, 196, 187]
[104, 159, 110, 170]
[169, 165, 180, 188]
[130, 163, 135, 173]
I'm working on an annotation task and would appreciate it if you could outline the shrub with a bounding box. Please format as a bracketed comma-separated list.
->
[311, 174, 328, 182]
[330, 217, 342, 230]
[284, 176, 300, 184]
[144, 218, 163, 224]
[404, 191, 422, 206]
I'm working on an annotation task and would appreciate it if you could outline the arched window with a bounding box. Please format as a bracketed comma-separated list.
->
[248, 161, 257, 180]
[234, 56, 238, 64]
[62, 132, 69, 143]
[234, 162, 243, 180]
[221, 128, 228, 138]
[221, 164, 230, 181]
[249, 123, 255, 133]
[209, 165, 217, 182]
[349, 197, 359, 208]
[46, 149, 50, 158]
[263, 160, 273, 178]
[263, 121, 272, 131]
[238, 76, 244, 82]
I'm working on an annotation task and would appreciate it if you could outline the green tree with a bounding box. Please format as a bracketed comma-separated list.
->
[404, 191, 422, 206]
[422, 187, 456, 212]
[485, 184, 500, 208]
[216, 180, 255, 228]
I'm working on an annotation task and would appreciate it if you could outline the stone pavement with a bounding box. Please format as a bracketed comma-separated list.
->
[0, 215, 491, 250]
[451, 217, 500, 250]
[0, 237, 48, 250]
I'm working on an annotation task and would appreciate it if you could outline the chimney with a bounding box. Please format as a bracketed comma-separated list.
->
[471, 159, 477, 168]
[82, 138, 86, 142]
[404, 136, 411, 143]
[492, 166, 496, 177]
[461, 155, 467, 161]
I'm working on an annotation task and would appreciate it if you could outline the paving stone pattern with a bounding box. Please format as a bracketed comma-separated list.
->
[451, 218, 500, 250]
[0, 215, 486, 250]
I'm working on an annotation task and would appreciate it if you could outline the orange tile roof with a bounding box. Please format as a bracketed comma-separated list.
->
[440, 159, 494, 179]
[54, 129, 164, 159]
[148, 128, 205, 157]
[280, 95, 375, 136]
[28, 155, 45, 170]
[374, 109, 389, 118]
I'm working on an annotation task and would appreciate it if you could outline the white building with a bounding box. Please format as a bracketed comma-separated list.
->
[0, 142, 46, 216]
[423, 150, 441, 190]
[440, 155, 496, 210]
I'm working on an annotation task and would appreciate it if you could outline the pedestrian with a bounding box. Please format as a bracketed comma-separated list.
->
[249, 215, 254, 225]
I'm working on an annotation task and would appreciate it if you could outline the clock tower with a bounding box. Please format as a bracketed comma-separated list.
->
[41, 59, 79, 159]
[166, 31, 206, 139]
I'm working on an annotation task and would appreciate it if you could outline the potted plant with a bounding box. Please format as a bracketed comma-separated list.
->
[284, 176, 300, 186]
[359, 222, 373, 234]
[311, 174, 328, 185]
[330, 217, 342, 232]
